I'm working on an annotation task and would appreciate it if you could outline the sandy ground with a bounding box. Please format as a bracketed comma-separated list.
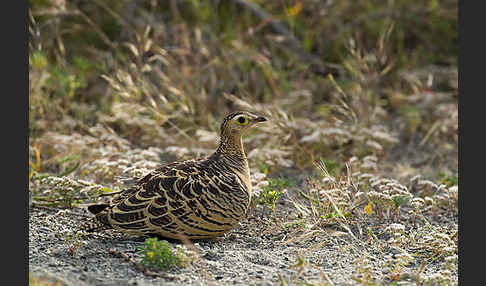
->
[29, 188, 457, 286]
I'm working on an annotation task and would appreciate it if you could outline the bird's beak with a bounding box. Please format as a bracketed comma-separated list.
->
[255, 116, 267, 122]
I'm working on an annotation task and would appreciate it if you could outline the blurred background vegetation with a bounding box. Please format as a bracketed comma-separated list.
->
[29, 0, 457, 182]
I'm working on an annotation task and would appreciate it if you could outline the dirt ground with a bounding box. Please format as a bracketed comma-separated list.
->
[29, 178, 457, 286]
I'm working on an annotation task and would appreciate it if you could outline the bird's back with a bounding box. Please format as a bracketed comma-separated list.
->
[86, 156, 251, 239]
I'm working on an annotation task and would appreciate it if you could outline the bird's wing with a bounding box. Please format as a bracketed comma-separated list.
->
[102, 159, 250, 237]
[103, 159, 194, 206]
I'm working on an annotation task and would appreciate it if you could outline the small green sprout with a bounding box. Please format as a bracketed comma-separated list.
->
[137, 237, 187, 271]
[392, 196, 406, 210]
[261, 178, 291, 212]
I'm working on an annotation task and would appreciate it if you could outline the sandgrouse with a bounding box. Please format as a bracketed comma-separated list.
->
[84, 111, 267, 239]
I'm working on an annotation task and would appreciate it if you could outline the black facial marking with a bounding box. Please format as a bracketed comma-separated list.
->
[220, 111, 245, 134]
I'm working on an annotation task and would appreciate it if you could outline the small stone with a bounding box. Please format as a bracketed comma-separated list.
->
[203, 251, 222, 261]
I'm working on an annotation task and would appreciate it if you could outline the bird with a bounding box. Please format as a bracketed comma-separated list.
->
[84, 111, 267, 240]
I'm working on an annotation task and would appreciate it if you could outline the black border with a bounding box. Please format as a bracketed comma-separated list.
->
[458, 0, 479, 284]
[10, 0, 29, 284]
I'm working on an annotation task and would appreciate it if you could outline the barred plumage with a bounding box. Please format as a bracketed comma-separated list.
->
[84, 111, 267, 239]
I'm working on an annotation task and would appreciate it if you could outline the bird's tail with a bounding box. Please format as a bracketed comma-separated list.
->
[80, 204, 112, 232]
[80, 217, 112, 232]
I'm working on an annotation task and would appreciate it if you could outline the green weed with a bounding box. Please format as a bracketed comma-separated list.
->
[261, 177, 291, 212]
[137, 237, 188, 271]
[439, 173, 458, 187]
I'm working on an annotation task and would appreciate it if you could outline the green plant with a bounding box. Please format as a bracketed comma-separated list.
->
[137, 237, 187, 271]
[439, 173, 458, 187]
[261, 177, 291, 212]
[63, 230, 88, 256]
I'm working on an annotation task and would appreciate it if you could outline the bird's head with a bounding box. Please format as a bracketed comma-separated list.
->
[220, 111, 267, 136]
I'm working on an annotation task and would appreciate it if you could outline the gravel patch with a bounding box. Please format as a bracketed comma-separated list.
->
[29, 196, 457, 285]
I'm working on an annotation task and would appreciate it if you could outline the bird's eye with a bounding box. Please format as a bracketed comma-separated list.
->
[235, 116, 249, 125]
